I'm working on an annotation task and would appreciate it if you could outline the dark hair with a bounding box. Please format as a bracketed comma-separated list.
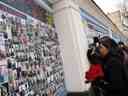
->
[93, 37, 99, 44]
[118, 41, 124, 46]
[99, 36, 123, 58]
[87, 48, 102, 64]
[118, 41, 128, 52]
[99, 36, 118, 50]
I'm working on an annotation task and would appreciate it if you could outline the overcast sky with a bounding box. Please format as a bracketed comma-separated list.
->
[94, 0, 123, 14]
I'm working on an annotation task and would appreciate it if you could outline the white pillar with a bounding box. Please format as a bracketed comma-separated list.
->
[53, 0, 90, 92]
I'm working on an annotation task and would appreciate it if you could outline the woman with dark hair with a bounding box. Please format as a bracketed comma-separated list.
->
[86, 48, 104, 81]
[118, 41, 128, 53]
[86, 44, 105, 96]
[118, 41, 128, 95]
[98, 36, 125, 96]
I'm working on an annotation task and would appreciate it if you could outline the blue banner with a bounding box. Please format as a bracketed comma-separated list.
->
[0, 0, 33, 15]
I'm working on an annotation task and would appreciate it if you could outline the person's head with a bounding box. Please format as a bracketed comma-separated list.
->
[87, 48, 101, 64]
[93, 37, 99, 47]
[118, 41, 124, 48]
[93, 37, 99, 43]
[98, 36, 118, 58]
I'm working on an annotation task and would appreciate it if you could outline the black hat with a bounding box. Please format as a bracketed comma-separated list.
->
[93, 37, 99, 43]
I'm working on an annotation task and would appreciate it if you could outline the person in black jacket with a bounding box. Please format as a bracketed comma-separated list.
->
[86, 48, 106, 96]
[98, 36, 125, 96]
[118, 41, 128, 95]
[86, 37, 107, 96]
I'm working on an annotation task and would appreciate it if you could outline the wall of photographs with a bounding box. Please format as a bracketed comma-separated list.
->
[0, 7, 66, 96]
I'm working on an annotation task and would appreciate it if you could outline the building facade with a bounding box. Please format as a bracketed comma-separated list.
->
[108, 10, 128, 43]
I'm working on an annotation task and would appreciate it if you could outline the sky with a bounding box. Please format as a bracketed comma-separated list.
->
[94, 0, 122, 14]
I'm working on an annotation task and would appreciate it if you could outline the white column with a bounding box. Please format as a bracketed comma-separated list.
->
[53, 0, 90, 92]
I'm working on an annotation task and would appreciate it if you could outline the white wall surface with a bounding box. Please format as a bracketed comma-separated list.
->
[53, 0, 90, 92]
